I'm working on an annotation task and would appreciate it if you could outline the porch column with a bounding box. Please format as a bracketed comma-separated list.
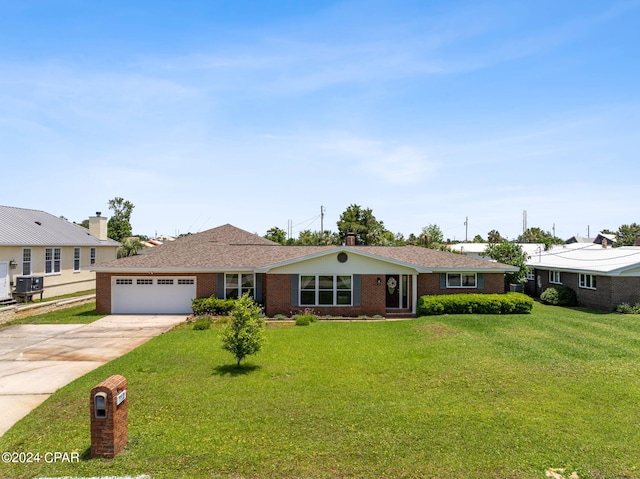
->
[412, 273, 418, 315]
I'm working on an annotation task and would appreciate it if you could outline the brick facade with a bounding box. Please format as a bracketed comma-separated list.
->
[525, 268, 640, 311]
[97, 271, 509, 316]
[417, 272, 506, 297]
[264, 274, 387, 317]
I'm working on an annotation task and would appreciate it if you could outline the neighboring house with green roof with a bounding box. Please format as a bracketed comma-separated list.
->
[0, 206, 120, 302]
[92, 224, 518, 317]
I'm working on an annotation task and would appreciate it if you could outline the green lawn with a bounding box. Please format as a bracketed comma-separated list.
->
[0, 302, 104, 328]
[1, 303, 639, 478]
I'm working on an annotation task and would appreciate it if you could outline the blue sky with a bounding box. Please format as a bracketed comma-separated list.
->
[1, 1, 639, 241]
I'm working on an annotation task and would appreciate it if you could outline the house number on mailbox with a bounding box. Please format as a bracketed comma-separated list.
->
[116, 390, 127, 406]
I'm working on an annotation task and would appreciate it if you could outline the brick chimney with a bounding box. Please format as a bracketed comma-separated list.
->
[346, 232, 356, 247]
[89, 212, 108, 241]
[635, 236, 640, 247]
[602, 238, 607, 248]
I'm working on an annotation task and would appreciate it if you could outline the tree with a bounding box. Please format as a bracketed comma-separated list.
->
[107, 197, 135, 242]
[472, 234, 484, 243]
[615, 223, 640, 246]
[419, 224, 444, 249]
[264, 226, 287, 245]
[336, 204, 390, 245]
[221, 294, 266, 367]
[516, 227, 563, 250]
[117, 237, 146, 258]
[487, 230, 503, 245]
[484, 240, 530, 288]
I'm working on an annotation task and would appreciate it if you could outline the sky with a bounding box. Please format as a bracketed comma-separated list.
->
[1, 0, 639, 242]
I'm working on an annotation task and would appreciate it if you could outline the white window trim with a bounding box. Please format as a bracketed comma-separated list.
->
[225, 273, 255, 299]
[299, 274, 353, 306]
[45, 247, 62, 275]
[90, 247, 96, 265]
[549, 271, 561, 284]
[579, 273, 597, 290]
[73, 248, 81, 272]
[22, 248, 32, 276]
[446, 272, 477, 289]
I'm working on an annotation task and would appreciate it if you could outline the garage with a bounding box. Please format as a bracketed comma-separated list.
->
[111, 276, 196, 314]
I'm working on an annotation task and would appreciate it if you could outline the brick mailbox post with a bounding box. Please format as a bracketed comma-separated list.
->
[90, 375, 128, 458]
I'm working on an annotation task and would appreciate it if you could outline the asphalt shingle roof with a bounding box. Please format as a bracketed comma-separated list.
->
[94, 224, 516, 272]
[0, 205, 120, 247]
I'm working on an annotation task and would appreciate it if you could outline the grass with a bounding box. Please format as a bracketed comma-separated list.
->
[1, 303, 640, 478]
[0, 302, 105, 328]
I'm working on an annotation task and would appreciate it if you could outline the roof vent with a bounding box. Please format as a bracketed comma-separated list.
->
[35, 221, 42, 226]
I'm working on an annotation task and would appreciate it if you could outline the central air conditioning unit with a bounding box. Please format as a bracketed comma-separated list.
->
[15, 276, 44, 293]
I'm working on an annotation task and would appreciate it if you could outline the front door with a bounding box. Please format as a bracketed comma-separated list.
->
[385, 275, 400, 309]
[0, 262, 9, 300]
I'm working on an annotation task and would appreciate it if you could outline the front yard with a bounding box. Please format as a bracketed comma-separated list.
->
[1, 303, 639, 478]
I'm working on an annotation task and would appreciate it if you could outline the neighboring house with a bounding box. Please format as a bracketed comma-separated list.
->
[525, 242, 640, 311]
[92, 224, 518, 317]
[0, 206, 120, 301]
[449, 243, 545, 260]
[566, 233, 616, 247]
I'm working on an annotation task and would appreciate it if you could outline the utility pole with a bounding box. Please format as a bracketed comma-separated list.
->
[464, 216, 468, 242]
[320, 205, 325, 235]
[523, 210, 528, 234]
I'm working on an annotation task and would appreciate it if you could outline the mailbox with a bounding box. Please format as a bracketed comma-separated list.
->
[90, 375, 128, 458]
[94, 392, 107, 418]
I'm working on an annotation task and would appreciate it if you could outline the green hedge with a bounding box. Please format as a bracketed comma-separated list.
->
[417, 293, 533, 316]
[191, 296, 237, 316]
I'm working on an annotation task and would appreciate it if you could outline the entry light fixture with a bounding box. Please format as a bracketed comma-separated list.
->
[377, 277, 381, 286]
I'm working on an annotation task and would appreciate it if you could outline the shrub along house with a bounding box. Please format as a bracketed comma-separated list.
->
[92, 224, 518, 317]
[525, 241, 640, 311]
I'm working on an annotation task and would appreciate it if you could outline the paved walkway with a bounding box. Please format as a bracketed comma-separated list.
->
[0, 315, 186, 436]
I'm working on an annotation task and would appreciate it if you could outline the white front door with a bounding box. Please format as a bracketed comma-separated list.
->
[0, 262, 9, 300]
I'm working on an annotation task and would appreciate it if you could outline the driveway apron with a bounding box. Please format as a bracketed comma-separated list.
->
[0, 315, 186, 436]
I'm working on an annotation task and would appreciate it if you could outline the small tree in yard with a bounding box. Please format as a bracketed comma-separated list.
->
[221, 294, 266, 367]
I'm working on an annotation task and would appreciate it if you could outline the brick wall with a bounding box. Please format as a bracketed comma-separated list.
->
[90, 375, 128, 459]
[264, 274, 386, 317]
[95, 273, 111, 314]
[526, 267, 640, 311]
[417, 273, 505, 296]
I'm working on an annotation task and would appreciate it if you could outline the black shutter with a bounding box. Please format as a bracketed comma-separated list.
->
[291, 274, 299, 307]
[353, 274, 361, 306]
[216, 273, 225, 298]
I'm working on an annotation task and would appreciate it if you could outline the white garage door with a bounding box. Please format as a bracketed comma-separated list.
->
[112, 277, 196, 314]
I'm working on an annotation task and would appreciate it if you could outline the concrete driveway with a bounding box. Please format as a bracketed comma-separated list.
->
[0, 315, 186, 436]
